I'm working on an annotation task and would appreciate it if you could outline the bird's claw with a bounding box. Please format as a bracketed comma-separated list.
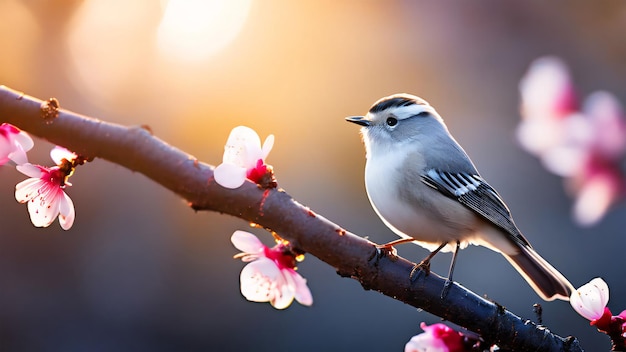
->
[376, 243, 399, 256]
[369, 243, 399, 262]
[409, 260, 431, 281]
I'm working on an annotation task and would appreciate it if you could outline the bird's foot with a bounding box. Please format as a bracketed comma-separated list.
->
[369, 243, 399, 262]
[375, 242, 399, 255]
[371, 238, 417, 262]
[409, 259, 431, 281]
[378, 238, 416, 249]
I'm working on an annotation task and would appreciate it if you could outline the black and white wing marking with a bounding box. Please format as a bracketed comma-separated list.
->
[421, 169, 530, 247]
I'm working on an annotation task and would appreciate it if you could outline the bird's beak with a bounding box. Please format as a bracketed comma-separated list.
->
[345, 116, 371, 127]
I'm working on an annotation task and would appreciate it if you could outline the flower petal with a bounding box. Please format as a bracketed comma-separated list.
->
[572, 174, 620, 226]
[8, 146, 29, 165]
[584, 91, 626, 158]
[16, 163, 44, 178]
[50, 146, 78, 165]
[570, 278, 609, 321]
[58, 191, 75, 230]
[261, 134, 274, 160]
[240, 258, 287, 305]
[231, 230, 265, 255]
[0, 138, 10, 164]
[26, 184, 63, 228]
[223, 126, 262, 168]
[404, 323, 449, 352]
[0, 125, 33, 165]
[288, 269, 313, 306]
[519, 56, 577, 121]
[15, 178, 44, 203]
[541, 145, 587, 177]
[270, 269, 295, 309]
[213, 163, 247, 189]
[241, 139, 264, 170]
[14, 131, 34, 153]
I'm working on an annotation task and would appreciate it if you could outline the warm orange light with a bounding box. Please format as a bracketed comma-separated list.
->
[157, 0, 252, 62]
[66, 0, 161, 109]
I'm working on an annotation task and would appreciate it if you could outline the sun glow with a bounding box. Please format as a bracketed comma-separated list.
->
[157, 0, 252, 62]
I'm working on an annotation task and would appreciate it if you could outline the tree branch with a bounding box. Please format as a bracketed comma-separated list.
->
[0, 85, 583, 351]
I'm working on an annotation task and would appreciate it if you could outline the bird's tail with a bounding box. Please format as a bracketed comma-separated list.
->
[503, 245, 574, 301]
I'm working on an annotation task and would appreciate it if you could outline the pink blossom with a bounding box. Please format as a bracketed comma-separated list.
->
[14, 147, 78, 230]
[572, 171, 622, 226]
[519, 56, 578, 120]
[0, 123, 34, 165]
[214, 126, 274, 189]
[570, 278, 610, 322]
[569, 92, 626, 225]
[50, 145, 79, 166]
[517, 56, 578, 157]
[583, 92, 626, 159]
[517, 57, 626, 225]
[231, 230, 312, 309]
[405, 323, 465, 352]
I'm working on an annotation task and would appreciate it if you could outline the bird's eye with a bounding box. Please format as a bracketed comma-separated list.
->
[386, 117, 398, 127]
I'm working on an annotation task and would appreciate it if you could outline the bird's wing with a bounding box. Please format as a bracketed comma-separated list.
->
[421, 169, 531, 247]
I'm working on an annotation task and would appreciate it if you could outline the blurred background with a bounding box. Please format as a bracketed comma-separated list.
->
[0, 0, 625, 350]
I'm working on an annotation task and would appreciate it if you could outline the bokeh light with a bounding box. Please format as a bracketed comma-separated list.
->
[66, 0, 162, 109]
[157, 0, 253, 62]
[0, 0, 40, 88]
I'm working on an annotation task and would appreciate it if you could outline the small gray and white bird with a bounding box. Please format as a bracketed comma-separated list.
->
[346, 93, 573, 301]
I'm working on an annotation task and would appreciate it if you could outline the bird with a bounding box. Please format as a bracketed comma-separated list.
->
[346, 93, 574, 301]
